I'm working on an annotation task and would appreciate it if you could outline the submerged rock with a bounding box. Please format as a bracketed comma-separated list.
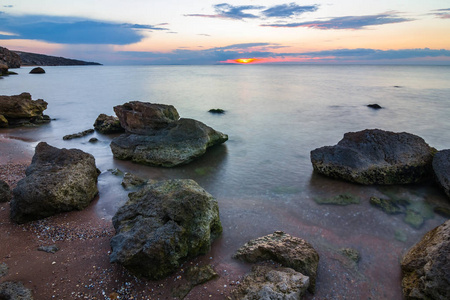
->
[10, 142, 99, 223]
[314, 193, 360, 206]
[0, 92, 50, 127]
[110, 179, 222, 280]
[0, 179, 11, 202]
[93, 113, 124, 134]
[173, 265, 219, 298]
[231, 265, 310, 300]
[0, 281, 34, 300]
[432, 149, 450, 199]
[63, 129, 94, 140]
[208, 108, 225, 114]
[29, 67, 45, 74]
[111, 103, 228, 167]
[369, 196, 405, 214]
[401, 220, 450, 300]
[233, 231, 319, 293]
[310, 129, 436, 185]
[340, 248, 360, 263]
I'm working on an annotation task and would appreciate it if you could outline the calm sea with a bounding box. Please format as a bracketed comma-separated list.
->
[1, 65, 450, 299]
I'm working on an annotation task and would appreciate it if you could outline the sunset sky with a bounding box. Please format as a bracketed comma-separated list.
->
[1, 0, 449, 64]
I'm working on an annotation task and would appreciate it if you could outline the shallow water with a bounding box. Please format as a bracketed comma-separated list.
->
[1, 65, 450, 299]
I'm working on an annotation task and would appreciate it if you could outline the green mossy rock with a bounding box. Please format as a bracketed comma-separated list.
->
[110, 179, 222, 280]
[314, 193, 360, 206]
[369, 196, 405, 214]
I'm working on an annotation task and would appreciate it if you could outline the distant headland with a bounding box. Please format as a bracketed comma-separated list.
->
[0, 46, 101, 67]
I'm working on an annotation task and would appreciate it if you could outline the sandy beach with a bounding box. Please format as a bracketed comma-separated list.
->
[0, 137, 243, 299]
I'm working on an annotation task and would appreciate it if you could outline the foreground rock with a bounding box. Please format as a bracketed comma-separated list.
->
[401, 220, 450, 300]
[0, 179, 11, 202]
[0, 92, 50, 127]
[231, 265, 309, 300]
[0, 281, 33, 300]
[433, 150, 450, 199]
[310, 129, 436, 184]
[233, 231, 319, 293]
[93, 113, 124, 134]
[111, 101, 228, 167]
[10, 142, 99, 223]
[110, 179, 222, 279]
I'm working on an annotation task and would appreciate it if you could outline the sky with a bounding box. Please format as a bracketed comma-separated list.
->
[1, 0, 450, 65]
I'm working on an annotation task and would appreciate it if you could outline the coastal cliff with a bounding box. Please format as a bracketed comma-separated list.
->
[0, 46, 21, 68]
[14, 51, 101, 66]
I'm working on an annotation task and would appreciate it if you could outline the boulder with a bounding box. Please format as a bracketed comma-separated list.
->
[231, 265, 310, 300]
[110, 179, 222, 280]
[233, 231, 319, 293]
[0, 92, 50, 127]
[111, 117, 228, 167]
[401, 220, 450, 300]
[29, 67, 45, 74]
[10, 142, 100, 223]
[433, 150, 450, 199]
[0, 281, 33, 300]
[93, 113, 124, 134]
[0, 46, 21, 68]
[310, 129, 436, 184]
[0, 179, 11, 202]
[367, 104, 382, 109]
[114, 101, 179, 134]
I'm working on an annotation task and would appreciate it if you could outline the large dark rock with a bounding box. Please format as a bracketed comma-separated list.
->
[93, 113, 124, 134]
[0, 46, 21, 68]
[114, 101, 180, 134]
[233, 231, 319, 293]
[10, 142, 99, 223]
[111, 118, 228, 167]
[433, 150, 450, 199]
[401, 220, 450, 300]
[231, 265, 310, 300]
[0, 92, 50, 127]
[310, 129, 436, 185]
[0, 281, 33, 300]
[0, 179, 11, 202]
[110, 179, 222, 280]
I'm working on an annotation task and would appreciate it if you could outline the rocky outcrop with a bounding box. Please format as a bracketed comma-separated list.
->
[0, 281, 33, 300]
[401, 220, 450, 300]
[233, 231, 319, 293]
[310, 129, 436, 185]
[0, 92, 50, 127]
[14, 51, 101, 66]
[29, 67, 45, 74]
[93, 114, 124, 134]
[110, 101, 228, 167]
[63, 129, 94, 140]
[0, 46, 21, 68]
[0, 179, 11, 202]
[231, 265, 310, 300]
[433, 150, 450, 199]
[114, 101, 180, 134]
[10, 142, 100, 224]
[110, 179, 222, 280]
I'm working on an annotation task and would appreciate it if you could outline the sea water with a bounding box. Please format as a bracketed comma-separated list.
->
[1, 64, 450, 299]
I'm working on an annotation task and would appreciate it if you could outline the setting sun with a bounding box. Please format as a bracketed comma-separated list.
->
[234, 58, 259, 64]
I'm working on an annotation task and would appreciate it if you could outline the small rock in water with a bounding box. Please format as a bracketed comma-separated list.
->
[89, 137, 98, 143]
[30, 67, 45, 74]
[369, 196, 405, 214]
[404, 209, 424, 229]
[63, 129, 94, 140]
[367, 104, 382, 109]
[208, 108, 225, 114]
[340, 248, 360, 263]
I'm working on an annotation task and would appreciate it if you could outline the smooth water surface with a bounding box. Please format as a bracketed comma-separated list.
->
[1, 65, 450, 299]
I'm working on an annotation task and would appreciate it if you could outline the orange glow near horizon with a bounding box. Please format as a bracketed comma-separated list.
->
[233, 58, 260, 64]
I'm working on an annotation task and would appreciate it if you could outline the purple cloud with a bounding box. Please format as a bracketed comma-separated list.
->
[185, 3, 263, 20]
[430, 8, 450, 19]
[261, 13, 413, 29]
[262, 3, 319, 18]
